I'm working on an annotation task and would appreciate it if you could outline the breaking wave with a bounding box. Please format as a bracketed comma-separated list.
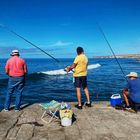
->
[39, 64, 101, 75]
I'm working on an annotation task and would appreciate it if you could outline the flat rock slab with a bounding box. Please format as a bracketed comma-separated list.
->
[0, 102, 140, 140]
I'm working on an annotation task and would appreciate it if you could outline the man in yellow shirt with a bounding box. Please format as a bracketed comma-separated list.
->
[66, 47, 91, 109]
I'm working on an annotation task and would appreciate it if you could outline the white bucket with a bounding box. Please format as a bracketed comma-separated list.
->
[61, 117, 72, 126]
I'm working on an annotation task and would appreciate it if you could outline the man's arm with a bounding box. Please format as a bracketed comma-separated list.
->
[5, 61, 9, 75]
[66, 63, 76, 72]
[23, 62, 27, 75]
[5, 69, 9, 75]
[123, 88, 129, 94]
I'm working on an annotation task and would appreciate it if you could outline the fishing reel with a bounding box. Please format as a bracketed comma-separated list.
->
[64, 66, 70, 72]
[64, 66, 74, 73]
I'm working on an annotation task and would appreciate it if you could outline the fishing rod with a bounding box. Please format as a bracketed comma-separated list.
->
[0, 24, 75, 73]
[0, 24, 61, 63]
[97, 23, 128, 82]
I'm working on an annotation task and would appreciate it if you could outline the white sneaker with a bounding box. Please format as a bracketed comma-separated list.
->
[3, 109, 9, 112]
[125, 106, 131, 110]
[15, 110, 20, 112]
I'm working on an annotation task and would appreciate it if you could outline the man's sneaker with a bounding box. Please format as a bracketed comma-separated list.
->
[85, 102, 92, 107]
[125, 106, 131, 110]
[15, 109, 20, 112]
[3, 109, 9, 112]
[125, 106, 136, 113]
[75, 104, 82, 109]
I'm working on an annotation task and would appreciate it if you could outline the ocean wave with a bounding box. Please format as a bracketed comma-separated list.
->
[39, 64, 101, 75]
[87, 64, 101, 70]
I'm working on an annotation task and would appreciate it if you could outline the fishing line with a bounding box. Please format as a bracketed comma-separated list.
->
[0, 24, 67, 67]
[0, 24, 75, 73]
[97, 23, 128, 82]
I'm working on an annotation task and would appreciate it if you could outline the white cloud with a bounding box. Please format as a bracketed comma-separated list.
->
[49, 40, 73, 47]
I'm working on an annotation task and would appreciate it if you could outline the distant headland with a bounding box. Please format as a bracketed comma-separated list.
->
[93, 54, 140, 59]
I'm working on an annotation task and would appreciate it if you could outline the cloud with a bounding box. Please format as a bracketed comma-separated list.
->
[0, 46, 39, 54]
[0, 46, 18, 54]
[0, 45, 64, 57]
[20, 48, 39, 53]
[46, 48, 64, 51]
[49, 40, 73, 47]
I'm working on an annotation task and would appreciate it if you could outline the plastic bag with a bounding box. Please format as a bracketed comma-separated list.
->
[60, 109, 73, 119]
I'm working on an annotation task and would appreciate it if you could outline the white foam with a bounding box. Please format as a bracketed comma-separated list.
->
[87, 64, 101, 70]
[40, 64, 101, 75]
[41, 69, 72, 75]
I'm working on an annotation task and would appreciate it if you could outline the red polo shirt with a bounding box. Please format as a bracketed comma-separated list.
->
[5, 56, 27, 77]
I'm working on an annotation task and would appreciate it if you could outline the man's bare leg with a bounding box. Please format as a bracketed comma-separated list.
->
[84, 87, 90, 103]
[76, 88, 82, 106]
[123, 91, 129, 106]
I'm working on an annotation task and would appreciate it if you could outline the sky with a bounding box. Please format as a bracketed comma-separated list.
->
[0, 0, 140, 58]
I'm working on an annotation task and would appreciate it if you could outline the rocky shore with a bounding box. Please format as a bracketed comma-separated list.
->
[94, 54, 140, 59]
[0, 102, 140, 140]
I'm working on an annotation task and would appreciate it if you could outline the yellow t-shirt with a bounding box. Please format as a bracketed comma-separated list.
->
[73, 54, 88, 77]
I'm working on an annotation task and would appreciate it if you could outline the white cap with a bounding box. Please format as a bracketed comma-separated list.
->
[126, 72, 138, 78]
[10, 50, 19, 56]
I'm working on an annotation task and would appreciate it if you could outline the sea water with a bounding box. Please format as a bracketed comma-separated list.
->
[0, 58, 140, 110]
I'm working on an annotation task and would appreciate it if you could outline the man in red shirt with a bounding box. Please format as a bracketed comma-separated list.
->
[4, 50, 27, 112]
